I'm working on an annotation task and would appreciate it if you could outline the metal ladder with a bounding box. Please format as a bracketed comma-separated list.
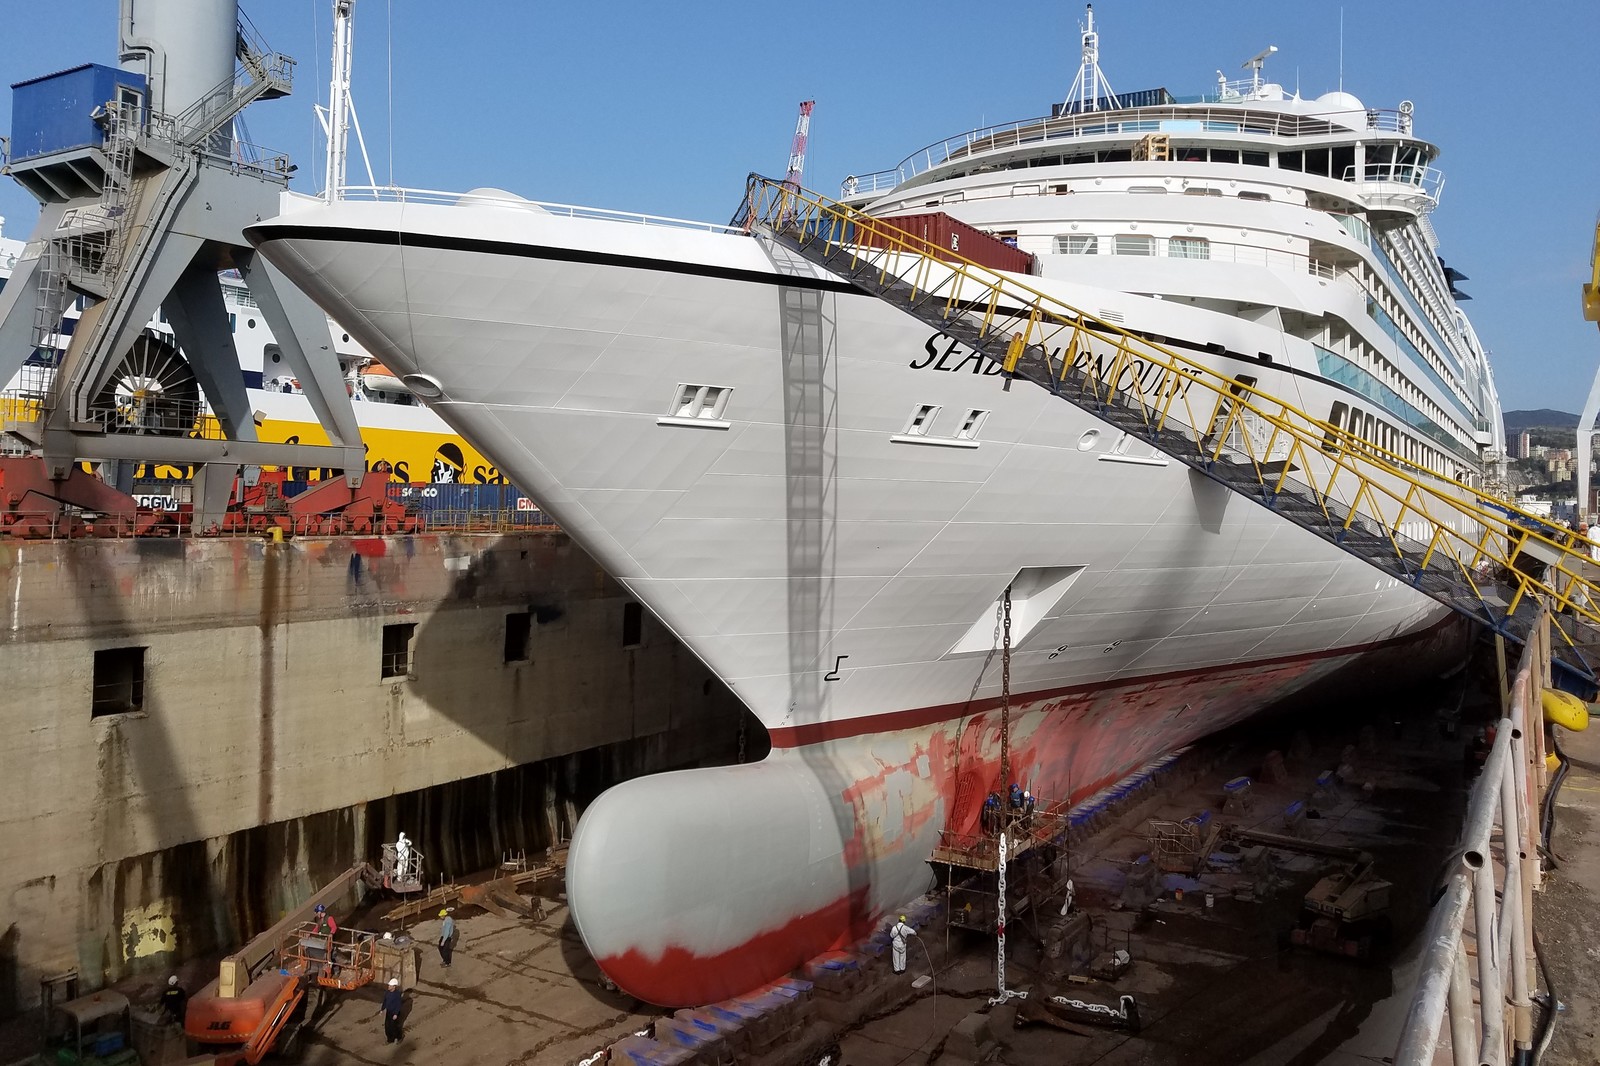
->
[171, 18, 294, 147]
[737, 175, 1600, 686]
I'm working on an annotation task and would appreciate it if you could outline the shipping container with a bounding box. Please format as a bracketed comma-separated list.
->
[385, 483, 553, 528]
[867, 212, 1038, 276]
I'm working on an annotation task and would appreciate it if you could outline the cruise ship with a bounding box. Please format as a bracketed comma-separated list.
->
[246, 14, 1501, 1005]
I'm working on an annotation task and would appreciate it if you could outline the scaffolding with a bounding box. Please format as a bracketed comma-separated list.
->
[939, 797, 1074, 945]
[1147, 812, 1220, 875]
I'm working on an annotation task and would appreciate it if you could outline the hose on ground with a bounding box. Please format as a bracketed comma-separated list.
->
[1539, 729, 1571, 869]
[1530, 926, 1559, 1065]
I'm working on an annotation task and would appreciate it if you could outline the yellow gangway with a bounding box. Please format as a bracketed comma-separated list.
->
[739, 175, 1600, 686]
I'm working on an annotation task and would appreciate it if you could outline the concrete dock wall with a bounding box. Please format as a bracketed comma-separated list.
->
[0, 532, 752, 1014]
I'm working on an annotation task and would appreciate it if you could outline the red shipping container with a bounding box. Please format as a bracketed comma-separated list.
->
[866, 211, 1036, 276]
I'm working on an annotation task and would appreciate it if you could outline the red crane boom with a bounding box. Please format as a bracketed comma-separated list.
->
[784, 100, 815, 189]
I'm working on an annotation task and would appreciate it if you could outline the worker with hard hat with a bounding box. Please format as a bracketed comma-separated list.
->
[159, 975, 187, 1026]
[381, 977, 404, 1044]
[889, 915, 917, 975]
[438, 908, 456, 968]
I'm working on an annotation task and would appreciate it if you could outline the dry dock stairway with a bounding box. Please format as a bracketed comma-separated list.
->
[737, 175, 1600, 689]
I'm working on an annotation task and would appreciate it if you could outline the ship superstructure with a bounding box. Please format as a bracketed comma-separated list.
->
[245, 13, 1499, 1005]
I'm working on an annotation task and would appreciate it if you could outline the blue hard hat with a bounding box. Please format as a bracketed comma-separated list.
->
[314, 904, 326, 913]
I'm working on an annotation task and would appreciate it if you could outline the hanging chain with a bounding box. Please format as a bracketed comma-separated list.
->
[1000, 585, 1012, 795]
[738, 715, 747, 764]
[995, 584, 1016, 1003]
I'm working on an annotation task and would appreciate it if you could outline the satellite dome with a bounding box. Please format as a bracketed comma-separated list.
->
[1315, 91, 1365, 111]
[1314, 91, 1367, 129]
[457, 188, 549, 212]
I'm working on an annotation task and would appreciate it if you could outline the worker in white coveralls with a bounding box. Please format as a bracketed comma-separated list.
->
[889, 915, 917, 974]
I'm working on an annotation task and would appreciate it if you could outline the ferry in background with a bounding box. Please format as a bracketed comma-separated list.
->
[0, 224, 506, 487]
[248, 11, 1500, 1006]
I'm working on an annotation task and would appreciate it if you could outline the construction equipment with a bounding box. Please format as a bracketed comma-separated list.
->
[1291, 858, 1393, 959]
[1222, 827, 1392, 958]
[184, 863, 381, 1054]
[783, 101, 815, 190]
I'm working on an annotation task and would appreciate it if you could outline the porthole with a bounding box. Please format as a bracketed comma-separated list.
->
[247, 318, 256, 329]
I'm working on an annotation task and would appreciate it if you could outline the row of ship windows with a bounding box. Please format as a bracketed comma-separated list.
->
[87, 604, 652, 716]
[944, 143, 1428, 183]
[1054, 234, 1211, 258]
[1323, 399, 1461, 481]
[1045, 230, 1472, 443]
[670, 384, 993, 443]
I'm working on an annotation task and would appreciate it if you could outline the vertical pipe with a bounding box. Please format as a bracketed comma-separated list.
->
[1394, 870, 1472, 1066]
[1499, 733, 1531, 1057]
[1473, 847, 1505, 1065]
[1448, 947, 1476, 1066]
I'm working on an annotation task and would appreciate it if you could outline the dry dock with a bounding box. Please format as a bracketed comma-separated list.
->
[214, 668, 1514, 1066]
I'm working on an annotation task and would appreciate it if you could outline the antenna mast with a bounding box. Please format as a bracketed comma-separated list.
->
[784, 100, 815, 189]
[1061, 4, 1118, 114]
[318, 0, 376, 200]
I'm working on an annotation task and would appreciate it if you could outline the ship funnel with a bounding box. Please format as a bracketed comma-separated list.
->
[119, 0, 240, 118]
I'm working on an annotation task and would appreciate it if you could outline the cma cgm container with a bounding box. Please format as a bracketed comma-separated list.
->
[801, 212, 1035, 275]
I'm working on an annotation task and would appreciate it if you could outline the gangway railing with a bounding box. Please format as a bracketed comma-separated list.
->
[737, 175, 1600, 687]
[1393, 610, 1550, 1066]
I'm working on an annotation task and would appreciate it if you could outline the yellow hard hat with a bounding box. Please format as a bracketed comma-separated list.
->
[900, 915, 907, 922]
[438, 909, 449, 917]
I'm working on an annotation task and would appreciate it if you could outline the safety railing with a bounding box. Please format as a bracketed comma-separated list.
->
[276, 922, 377, 991]
[933, 796, 1071, 870]
[738, 175, 1600, 680]
[408, 508, 560, 533]
[0, 503, 562, 540]
[1393, 610, 1549, 1066]
[336, 185, 745, 234]
[1342, 162, 1445, 211]
[846, 104, 1419, 195]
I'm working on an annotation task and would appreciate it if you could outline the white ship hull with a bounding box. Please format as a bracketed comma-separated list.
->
[249, 196, 1469, 1004]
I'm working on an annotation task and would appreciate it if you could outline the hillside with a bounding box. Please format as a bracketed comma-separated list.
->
[1504, 409, 1579, 433]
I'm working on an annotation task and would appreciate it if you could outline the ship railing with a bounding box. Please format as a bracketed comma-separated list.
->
[848, 104, 1419, 195]
[408, 508, 560, 533]
[742, 175, 1600, 684]
[1056, 234, 1353, 289]
[1393, 607, 1550, 1066]
[336, 185, 744, 234]
[1341, 163, 1445, 209]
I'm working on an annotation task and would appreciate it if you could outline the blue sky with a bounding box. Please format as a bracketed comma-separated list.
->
[2, 0, 1596, 413]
